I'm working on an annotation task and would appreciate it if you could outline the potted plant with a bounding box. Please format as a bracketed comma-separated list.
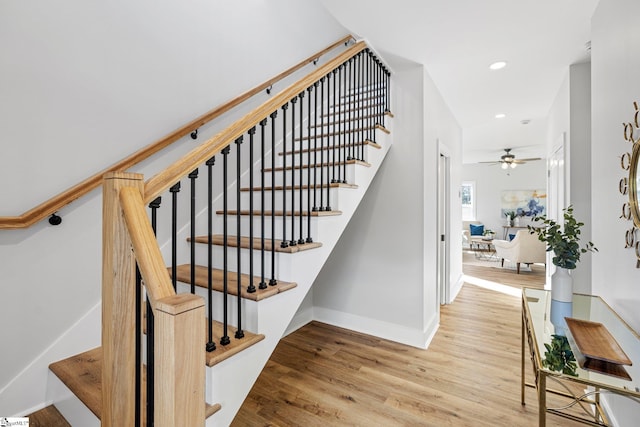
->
[482, 229, 495, 240]
[542, 334, 578, 376]
[505, 211, 516, 226]
[528, 205, 597, 302]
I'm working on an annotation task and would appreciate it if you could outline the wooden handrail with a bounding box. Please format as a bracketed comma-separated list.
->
[0, 34, 354, 230]
[144, 40, 368, 203]
[119, 186, 175, 310]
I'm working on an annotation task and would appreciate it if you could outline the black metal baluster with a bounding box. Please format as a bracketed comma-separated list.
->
[367, 50, 374, 144]
[377, 58, 383, 129]
[206, 157, 216, 352]
[281, 103, 289, 249]
[170, 182, 181, 291]
[259, 118, 268, 289]
[338, 64, 346, 184]
[247, 128, 257, 294]
[312, 81, 319, 213]
[269, 110, 278, 286]
[319, 77, 325, 211]
[135, 263, 141, 427]
[306, 86, 314, 243]
[189, 169, 198, 294]
[221, 145, 231, 346]
[298, 92, 305, 245]
[354, 52, 361, 161]
[385, 68, 391, 119]
[347, 58, 353, 166]
[234, 137, 244, 339]
[325, 73, 332, 211]
[147, 197, 161, 426]
[358, 52, 364, 161]
[289, 97, 298, 247]
[331, 68, 340, 183]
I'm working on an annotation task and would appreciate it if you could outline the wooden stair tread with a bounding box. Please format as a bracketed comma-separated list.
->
[240, 182, 358, 192]
[49, 347, 229, 419]
[26, 405, 71, 427]
[173, 264, 298, 301]
[49, 347, 103, 419]
[203, 321, 265, 367]
[278, 141, 381, 156]
[311, 113, 382, 127]
[263, 159, 370, 172]
[190, 234, 323, 253]
[216, 209, 342, 217]
[294, 124, 389, 141]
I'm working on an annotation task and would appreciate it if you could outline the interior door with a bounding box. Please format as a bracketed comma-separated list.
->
[438, 152, 450, 304]
[546, 134, 566, 286]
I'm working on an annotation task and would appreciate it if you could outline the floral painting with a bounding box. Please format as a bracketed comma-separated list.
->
[501, 189, 546, 217]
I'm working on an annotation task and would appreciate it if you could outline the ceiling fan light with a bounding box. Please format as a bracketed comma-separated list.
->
[501, 162, 508, 169]
[510, 163, 517, 169]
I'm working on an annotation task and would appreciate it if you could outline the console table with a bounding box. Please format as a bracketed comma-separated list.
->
[521, 288, 640, 426]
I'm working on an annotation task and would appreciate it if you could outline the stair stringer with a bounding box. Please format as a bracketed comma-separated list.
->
[205, 123, 392, 426]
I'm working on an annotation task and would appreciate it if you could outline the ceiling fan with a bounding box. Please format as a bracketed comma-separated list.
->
[480, 148, 541, 169]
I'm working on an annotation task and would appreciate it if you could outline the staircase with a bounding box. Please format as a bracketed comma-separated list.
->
[44, 41, 393, 426]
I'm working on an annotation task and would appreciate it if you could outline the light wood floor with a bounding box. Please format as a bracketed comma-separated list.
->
[232, 257, 586, 426]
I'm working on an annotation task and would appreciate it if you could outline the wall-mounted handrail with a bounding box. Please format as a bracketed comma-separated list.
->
[144, 41, 368, 203]
[0, 34, 354, 230]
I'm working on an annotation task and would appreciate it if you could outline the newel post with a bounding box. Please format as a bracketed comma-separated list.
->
[102, 172, 144, 426]
[155, 294, 206, 427]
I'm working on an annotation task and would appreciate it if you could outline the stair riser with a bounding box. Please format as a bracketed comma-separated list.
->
[174, 281, 259, 332]
[237, 187, 342, 212]
[208, 215, 320, 245]
[191, 246, 278, 279]
[277, 146, 373, 166]
[252, 163, 360, 188]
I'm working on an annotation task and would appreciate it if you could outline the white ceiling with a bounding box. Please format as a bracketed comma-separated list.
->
[320, 0, 600, 164]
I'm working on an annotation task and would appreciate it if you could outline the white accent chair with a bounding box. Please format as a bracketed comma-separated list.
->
[462, 221, 484, 248]
[493, 230, 546, 274]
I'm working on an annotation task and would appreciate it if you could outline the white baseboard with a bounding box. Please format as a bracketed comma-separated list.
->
[283, 306, 314, 337]
[313, 306, 439, 349]
[450, 273, 465, 303]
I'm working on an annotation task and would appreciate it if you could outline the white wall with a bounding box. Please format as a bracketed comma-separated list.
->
[310, 53, 462, 348]
[546, 62, 593, 291]
[461, 162, 547, 238]
[592, 0, 640, 424]
[0, 0, 348, 416]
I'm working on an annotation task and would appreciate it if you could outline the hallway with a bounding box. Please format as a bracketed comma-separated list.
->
[233, 261, 586, 426]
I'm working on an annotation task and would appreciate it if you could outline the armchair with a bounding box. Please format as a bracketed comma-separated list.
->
[462, 221, 484, 247]
[493, 230, 546, 273]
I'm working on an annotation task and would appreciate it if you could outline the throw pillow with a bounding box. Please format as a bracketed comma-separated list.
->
[470, 224, 484, 236]
[509, 233, 516, 241]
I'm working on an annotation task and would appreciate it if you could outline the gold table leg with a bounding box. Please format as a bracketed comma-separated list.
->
[538, 371, 546, 427]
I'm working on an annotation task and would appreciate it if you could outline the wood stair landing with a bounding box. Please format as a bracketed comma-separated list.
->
[172, 264, 297, 301]
[190, 234, 322, 254]
[26, 405, 71, 427]
[49, 347, 222, 422]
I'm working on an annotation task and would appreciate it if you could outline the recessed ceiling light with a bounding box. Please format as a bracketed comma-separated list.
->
[489, 61, 507, 70]
[495, 113, 506, 119]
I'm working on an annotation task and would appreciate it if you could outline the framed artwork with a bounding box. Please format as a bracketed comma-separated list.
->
[501, 189, 546, 217]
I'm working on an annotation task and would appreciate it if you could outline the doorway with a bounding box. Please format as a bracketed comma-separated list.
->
[438, 152, 451, 304]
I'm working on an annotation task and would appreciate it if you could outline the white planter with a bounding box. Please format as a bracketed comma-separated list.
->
[551, 267, 573, 302]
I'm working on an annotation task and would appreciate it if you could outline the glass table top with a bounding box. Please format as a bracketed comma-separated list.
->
[523, 288, 640, 396]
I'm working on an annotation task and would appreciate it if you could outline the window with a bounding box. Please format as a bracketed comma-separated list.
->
[461, 181, 476, 221]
